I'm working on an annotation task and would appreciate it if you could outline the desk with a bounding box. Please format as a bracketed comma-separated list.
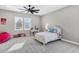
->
[30, 30, 39, 36]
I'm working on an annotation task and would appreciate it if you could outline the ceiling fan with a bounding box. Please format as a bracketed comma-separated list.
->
[19, 5, 40, 14]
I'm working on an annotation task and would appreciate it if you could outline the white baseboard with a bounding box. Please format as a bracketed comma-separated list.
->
[62, 39, 79, 46]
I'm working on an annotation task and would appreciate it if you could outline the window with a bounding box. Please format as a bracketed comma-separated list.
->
[15, 16, 31, 31]
[24, 18, 31, 30]
[15, 16, 23, 31]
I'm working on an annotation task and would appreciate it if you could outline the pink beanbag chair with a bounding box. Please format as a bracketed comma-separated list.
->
[0, 32, 11, 44]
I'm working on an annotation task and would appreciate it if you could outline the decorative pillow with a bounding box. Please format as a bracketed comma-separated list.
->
[0, 32, 11, 44]
[48, 26, 56, 33]
[48, 27, 52, 32]
[52, 28, 57, 33]
[53, 26, 61, 34]
[48, 28, 57, 33]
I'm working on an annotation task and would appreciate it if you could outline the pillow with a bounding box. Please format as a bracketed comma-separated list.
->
[48, 28, 57, 33]
[48, 25, 61, 34]
[48, 26, 56, 33]
[53, 26, 61, 34]
[0, 32, 11, 44]
[52, 28, 57, 33]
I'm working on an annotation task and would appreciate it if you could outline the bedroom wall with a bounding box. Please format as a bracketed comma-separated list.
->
[41, 6, 79, 43]
[0, 9, 41, 35]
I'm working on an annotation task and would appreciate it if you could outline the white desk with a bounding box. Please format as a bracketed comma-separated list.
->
[30, 30, 39, 36]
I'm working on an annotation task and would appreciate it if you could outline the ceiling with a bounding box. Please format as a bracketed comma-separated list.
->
[0, 5, 68, 16]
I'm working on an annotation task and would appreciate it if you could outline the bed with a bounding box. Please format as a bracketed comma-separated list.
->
[35, 26, 62, 45]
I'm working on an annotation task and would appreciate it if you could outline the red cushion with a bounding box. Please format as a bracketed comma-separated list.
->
[0, 32, 11, 44]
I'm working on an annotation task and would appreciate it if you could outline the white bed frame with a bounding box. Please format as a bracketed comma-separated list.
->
[35, 26, 62, 45]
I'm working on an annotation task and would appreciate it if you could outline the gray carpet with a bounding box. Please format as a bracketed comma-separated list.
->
[0, 37, 79, 53]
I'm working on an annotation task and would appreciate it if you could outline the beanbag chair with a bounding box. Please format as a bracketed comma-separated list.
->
[0, 32, 11, 44]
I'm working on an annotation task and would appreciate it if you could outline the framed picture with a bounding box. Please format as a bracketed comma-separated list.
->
[24, 18, 31, 30]
[15, 16, 23, 31]
[0, 18, 7, 25]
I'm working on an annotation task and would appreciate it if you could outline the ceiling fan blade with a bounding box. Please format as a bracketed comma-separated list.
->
[30, 10, 34, 14]
[31, 7, 35, 10]
[31, 9, 40, 13]
[34, 11, 39, 13]
[34, 9, 40, 11]
[23, 6, 27, 9]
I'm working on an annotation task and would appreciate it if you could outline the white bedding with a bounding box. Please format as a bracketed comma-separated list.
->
[35, 32, 59, 44]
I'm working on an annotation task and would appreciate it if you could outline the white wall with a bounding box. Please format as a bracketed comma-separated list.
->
[41, 6, 79, 43]
[0, 9, 41, 35]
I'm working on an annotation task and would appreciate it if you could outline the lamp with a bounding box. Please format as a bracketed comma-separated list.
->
[45, 24, 49, 30]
